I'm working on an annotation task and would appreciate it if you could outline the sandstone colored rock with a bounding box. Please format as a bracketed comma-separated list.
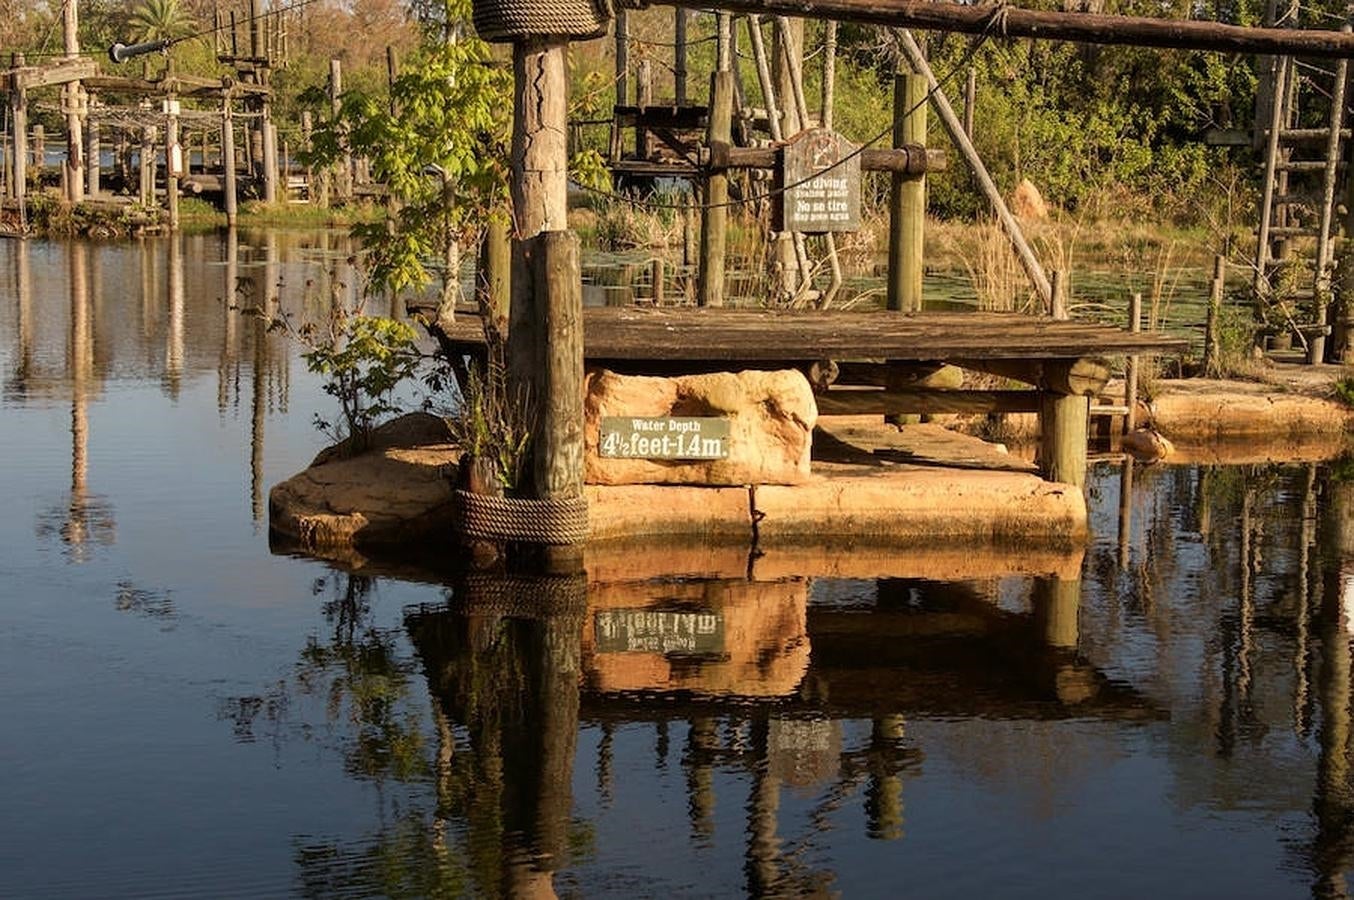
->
[270, 413, 459, 549]
[583, 367, 816, 485]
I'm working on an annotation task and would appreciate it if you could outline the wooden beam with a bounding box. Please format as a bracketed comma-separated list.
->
[657, 0, 1354, 58]
[816, 387, 1042, 416]
[954, 355, 1111, 396]
[10, 59, 97, 91]
[708, 141, 944, 174]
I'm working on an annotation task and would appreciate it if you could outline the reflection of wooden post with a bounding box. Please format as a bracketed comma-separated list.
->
[1117, 458, 1134, 571]
[166, 234, 184, 394]
[865, 715, 905, 841]
[685, 716, 718, 839]
[697, 71, 733, 308]
[222, 97, 238, 226]
[1033, 576, 1080, 650]
[888, 72, 925, 312]
[746, 716, 782, 896]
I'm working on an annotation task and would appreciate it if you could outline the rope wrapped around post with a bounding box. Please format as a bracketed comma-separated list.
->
[454, 489, 590, 545]
[473, 0, 611, 41]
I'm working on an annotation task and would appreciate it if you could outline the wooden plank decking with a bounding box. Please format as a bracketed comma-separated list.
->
[435, 306, 1188, 363]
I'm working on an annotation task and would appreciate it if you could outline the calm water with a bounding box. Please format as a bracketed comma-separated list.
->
[2, 231, 1353, 899]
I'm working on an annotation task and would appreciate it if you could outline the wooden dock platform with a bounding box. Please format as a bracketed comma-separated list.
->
[429, 305, 1187, 489]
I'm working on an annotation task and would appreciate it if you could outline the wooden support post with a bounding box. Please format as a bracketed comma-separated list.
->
[650, 257, 665, 305]
[1039, 391, 1089, 489]
[33, 125, 45, 181]
[1254, 55, 1288, 304]
[896, 31, 1052, 308]
[674, 8, 688, 107]
[62, 0, 84, 203]
[637, 59, 653, 159]
[821, 21, 837, 128]
[10, 54, 27, 204]
[888, 71, 925, 312]
[1050, 269, 1066, 319]
[262, 120, 278, 204]
[698, 71, 733, 308]
[717, 12, 732, 72]
[165, 98, 180, 230]
[222, 98, 238, 227]
[85, 112, 99, 198]
[478, 215, 511, 338]
[508, 39, 585, 561]
[1312, 27, 1349, 364]
[139, 125, 156, 207]
[1123, 291, 1142, 434]
[963, 67, 976, 137]
[615, 8, 629, 106]
[1203, 256, 1224, 377]
[330, 58, 352, 203]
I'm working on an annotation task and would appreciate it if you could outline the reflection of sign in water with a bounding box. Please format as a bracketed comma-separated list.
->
[595, 609, 725, 655]
[781, 128, 862, 233]
[599, 416, 730, 460]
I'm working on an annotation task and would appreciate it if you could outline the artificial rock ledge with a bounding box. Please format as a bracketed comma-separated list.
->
[269, 413, 1086, 554]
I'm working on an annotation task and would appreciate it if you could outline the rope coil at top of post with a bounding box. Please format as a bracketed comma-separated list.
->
[472, 0, 612, 42]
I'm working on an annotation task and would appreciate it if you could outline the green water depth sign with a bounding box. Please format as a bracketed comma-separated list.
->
[599, 416, 731, 460]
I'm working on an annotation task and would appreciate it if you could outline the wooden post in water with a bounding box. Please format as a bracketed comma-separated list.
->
[888, 71, 926, 312]
[1203, 256, 1225, 377]
[1123, 291, 1142, 433]
[62, 0, 84, 203]
[85, 114, 99, 198]
[1040, 291, 1089, 487]
[508, 38, 586, 566]
[698, 71, 733, 307]
[10, 53, 27, 204]
[165, 97, 180, 230]
[139, 125, 156, 207]
[222, 96, 238, 227]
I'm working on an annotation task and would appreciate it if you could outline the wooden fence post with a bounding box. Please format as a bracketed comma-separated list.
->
[139, 125, 155, 207]
[888, 71, 925, 312]
[674, 8, 688, 106]
[165, 97, 180, 230]
[85, 110, 100, 198]
[698, 71, 733, 308]
[1123, 291, 1142, 433]
[1203, 256, 1225, 377]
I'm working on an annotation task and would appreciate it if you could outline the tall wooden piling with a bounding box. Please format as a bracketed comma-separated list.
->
[62, 0, 84, 203]
[698, 71, 733, 308]
[888, 71, 926, 312]
[1039, 391, 1089, 489]
[9, 53, 27, 203]
[165, 98, 181, 230]
[262, 120, 279, 204]
[508, 38, 585, 564]
[139, 125, 156, 206]
[222, 97, 238, 226]
[85, 117, 100, 197]
[330, 58, 352, 203]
